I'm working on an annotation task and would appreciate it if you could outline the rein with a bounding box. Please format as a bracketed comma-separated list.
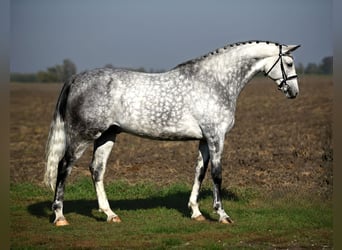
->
[264, 45, 298, 90]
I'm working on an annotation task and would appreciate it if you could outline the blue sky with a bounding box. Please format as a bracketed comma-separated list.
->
[11, 0, 332, 73]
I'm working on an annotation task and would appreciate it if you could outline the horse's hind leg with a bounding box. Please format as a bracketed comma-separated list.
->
[52, 141, 88, 226]
[188, 140, 210, 221]
[89, 128, 121, 223]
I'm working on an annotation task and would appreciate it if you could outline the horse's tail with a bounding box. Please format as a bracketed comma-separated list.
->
[44, 81, 71, 191]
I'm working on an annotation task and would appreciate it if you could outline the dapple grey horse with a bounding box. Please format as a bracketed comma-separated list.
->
[45, 40, 300, 226]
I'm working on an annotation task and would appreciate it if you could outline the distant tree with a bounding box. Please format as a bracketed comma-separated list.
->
[149, 68, 166, 73]
[36, 59, 77, 83]
[305, 63, 320, 74]
[48, 66, 62, 81]
[11, 59, 77, 83]
[10, 73, 38, 82]
[104, 63, 115, 68]
[303, 57, 333, 75]
[319, 56, 333, 75]
[36, 71, 45, 82]
[135, 67, 146, 72]
[62, 59, 77, 81]
[37, 69, 58, 82]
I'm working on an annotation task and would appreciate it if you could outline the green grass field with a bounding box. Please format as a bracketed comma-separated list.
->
[10, 178, 332, 249]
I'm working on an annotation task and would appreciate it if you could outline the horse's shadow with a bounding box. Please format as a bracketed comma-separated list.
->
[27, 188, 239, 223]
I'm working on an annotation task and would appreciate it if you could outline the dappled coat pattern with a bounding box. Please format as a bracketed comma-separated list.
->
[45, 40, 300, 226]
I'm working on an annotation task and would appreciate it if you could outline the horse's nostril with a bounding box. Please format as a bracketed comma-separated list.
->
[288, 92, 297, 99]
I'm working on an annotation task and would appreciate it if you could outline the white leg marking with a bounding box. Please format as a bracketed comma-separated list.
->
[217, 208, 229, 221]
[94, 180, 119, 221]
[189, 141, 209, 220]
[53, 201, 70, 226]
[91, 140, 120, 222]
[189, 161, 203, 219]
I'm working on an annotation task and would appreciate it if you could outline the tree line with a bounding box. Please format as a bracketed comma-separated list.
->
[11, 56, 332, 83]
[11, 59, 77, 83]
[296, 56, 332, 75]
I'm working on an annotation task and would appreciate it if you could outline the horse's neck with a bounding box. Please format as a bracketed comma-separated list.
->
[197, 50, 265, 99]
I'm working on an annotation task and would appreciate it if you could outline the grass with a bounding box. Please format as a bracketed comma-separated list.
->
[10, 178, 332, 249]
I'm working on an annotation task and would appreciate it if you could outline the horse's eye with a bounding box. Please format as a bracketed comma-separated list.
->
[287, 62, 293, 67]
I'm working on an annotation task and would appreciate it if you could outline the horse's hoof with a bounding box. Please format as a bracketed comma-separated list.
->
[193, 215, 206, 221]
[220, 217, 234, 224]
[55, 219, 69, 226]
[108, 216, 122, 223]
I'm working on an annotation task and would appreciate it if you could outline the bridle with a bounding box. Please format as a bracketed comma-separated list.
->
[264, 45, 298, 91]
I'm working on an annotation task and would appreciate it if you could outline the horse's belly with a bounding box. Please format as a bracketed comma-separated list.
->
[118, 116, 203, 140]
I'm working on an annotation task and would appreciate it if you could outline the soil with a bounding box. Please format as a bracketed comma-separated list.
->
[10, 76, 333, 199]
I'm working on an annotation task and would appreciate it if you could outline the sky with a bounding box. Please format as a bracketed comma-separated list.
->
[11, 0, 332, 73]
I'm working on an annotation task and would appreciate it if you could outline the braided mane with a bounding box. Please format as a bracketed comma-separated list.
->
[174, 40, 281, 69]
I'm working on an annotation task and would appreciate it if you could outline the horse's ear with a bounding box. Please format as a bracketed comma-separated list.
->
[283, 45, 301, 54]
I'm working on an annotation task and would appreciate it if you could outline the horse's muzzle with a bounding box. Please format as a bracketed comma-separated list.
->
[284, 86, 298, 99]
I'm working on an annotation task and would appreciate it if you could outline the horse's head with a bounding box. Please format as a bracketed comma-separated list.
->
[263, 44, 300, 98]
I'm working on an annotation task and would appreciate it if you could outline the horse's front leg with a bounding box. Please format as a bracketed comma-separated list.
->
[207, 134, 234, 224]
[90, 134, 121, 223]
[189, 140, 210, 221]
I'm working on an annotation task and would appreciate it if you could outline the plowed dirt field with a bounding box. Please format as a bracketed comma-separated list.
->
[10, 75, 333, 199]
